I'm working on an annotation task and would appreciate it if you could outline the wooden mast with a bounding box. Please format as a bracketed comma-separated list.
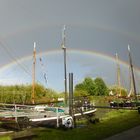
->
[116, 53, 121, 96]
[128, 45, 137, 100]
[32, 42, 36, 104]
[128, 66, 133, 97]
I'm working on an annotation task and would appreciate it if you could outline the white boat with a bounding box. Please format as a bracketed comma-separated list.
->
[0, 104, 96, 129]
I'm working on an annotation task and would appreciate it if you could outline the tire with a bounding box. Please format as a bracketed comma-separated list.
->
[62, 117, 74, 129]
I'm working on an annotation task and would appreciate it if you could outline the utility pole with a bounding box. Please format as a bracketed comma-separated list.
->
[32, 42, 36, 104]
[61, 25, 68, 106]
[128, 45, 137, 100]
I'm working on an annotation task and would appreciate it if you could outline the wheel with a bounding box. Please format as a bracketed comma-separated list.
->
[62, 116, 74, 128]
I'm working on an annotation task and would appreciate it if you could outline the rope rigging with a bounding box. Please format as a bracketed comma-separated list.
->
[39, 57, 47, 84]
[134, 69, 140, 93]
[0, 41, 32, 78]
[0, 40, 44, 86]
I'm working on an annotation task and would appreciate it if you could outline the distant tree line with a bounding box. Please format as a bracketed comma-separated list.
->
[0, 77, 130, 104]
[0, 84, 59, 104]
[0, 77, 109, 104]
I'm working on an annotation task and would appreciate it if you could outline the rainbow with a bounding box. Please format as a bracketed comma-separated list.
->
[0, 48, 140, 74]
[2, 23, 140, 43]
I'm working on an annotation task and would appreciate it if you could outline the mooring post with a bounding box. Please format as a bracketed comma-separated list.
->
[69, 73, 76, 127]
[69, 73, 73, 116]
[56, 107, 59, 128]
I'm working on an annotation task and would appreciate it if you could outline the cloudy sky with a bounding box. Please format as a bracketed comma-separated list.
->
[0, 0, 140, 92]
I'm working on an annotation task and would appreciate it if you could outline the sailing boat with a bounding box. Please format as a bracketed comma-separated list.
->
[0, 39, 96, 130]
[127, 45, 140, 110]
[0, 43, 74, 129]
[22, 28, 96, 128]
[110, 45, 137, 107]
[0, 26, 97, 129]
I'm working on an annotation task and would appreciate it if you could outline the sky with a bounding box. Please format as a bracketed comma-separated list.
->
[0, 0, 140, 92]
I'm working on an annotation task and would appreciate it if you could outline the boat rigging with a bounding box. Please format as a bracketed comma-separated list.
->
[128, 45, 137, 100]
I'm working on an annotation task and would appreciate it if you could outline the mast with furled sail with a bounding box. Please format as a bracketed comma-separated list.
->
[128, 45, 137, 100]
[115, 53, 121, 97]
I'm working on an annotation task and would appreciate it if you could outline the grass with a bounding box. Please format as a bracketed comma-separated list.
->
[0, 136, 11, 140]
[31, 110, 140, 140]
[1, 96, 140, 140]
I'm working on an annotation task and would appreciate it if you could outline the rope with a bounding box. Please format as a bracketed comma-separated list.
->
[0, 40, 44, 85]
[0, 41, 32, 78]
[39, 57, 47, 84]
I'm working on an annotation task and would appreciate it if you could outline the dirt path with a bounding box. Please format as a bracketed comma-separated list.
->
[104, 125, 140, 140]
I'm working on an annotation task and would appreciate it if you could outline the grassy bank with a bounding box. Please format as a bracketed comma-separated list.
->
[1, 110, 140, 140]
[28, 110, 140, 140]
[1, 96, 140, 140]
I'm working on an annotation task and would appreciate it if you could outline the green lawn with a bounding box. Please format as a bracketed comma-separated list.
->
[1, 95, 140, 140]
[0, 136, 11, 140]
[30, 110, 140, 140]
[1, 110, 140, 140]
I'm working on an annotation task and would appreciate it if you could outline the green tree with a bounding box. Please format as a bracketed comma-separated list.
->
[94, 77, 108, 96]
[74, 90, 89, 97]
[75, 77, 108, 96]
[75, 83, 86, 91]
[83, 77, 95, 95]
[75, 77, 95, 96]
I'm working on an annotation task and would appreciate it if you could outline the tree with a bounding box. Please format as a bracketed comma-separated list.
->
[83, 77, 95, 95]
[94, 77, 108, 96]
[75, 77, 109, 96]
[74, 90, 89, 97]
[75, 83, 86, 91]
[75, 77, 95, 96]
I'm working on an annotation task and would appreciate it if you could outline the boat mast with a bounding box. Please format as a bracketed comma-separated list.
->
[32, 42, 36, 104]
[116, 53, 121, 96]
[128, 45, 137, 100]
[61, 25, 68, 106]
[128, 66, 133, 97]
